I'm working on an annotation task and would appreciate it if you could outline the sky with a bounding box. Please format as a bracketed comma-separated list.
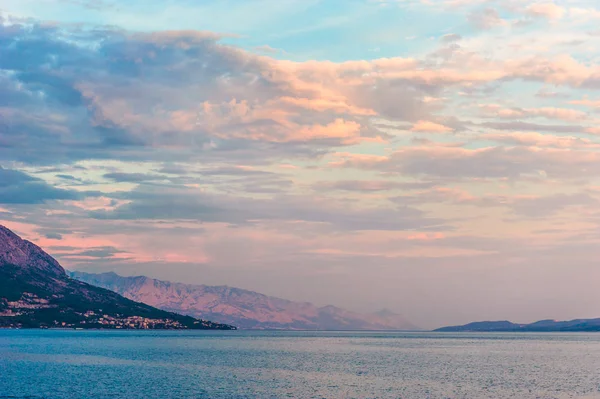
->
[2, 0, 600, 329]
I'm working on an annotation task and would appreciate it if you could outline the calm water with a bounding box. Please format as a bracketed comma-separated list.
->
[1, 330, 600, 399]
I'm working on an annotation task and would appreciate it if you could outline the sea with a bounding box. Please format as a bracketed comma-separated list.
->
[1, 330, 600, 399]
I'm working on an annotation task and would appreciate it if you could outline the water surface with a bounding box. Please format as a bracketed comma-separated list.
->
[2, 330, 600, 398]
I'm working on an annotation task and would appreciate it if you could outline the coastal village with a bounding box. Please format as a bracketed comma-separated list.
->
[72, 311, 189, 329]
[1, 292, 213, 330]
[2, 307, 210, 329]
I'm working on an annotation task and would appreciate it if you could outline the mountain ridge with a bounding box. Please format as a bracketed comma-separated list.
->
[435, 318, 600, 332]
[0, 225, 65, 278]
[69, 270, 419, 331]
[0, 225, 234, 330]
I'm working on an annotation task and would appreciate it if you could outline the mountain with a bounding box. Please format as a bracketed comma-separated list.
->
[69, 271, 419, 331]
[0, 225, 234, 330]
[436, 319, 600, 332]
[435, 321, 523, 332]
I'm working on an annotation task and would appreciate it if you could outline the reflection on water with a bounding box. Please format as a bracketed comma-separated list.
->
[2, 330, 600, 398]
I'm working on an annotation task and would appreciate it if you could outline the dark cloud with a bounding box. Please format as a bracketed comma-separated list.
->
[101, 166, 294, 195]
[56, 174, 80, 181]
[51, 245, 129, 260]
[480, 121, 585, 133]
[76, 246, 128, 258]
[89, 183, 444, 232]
[90, 186, 228, 222]
[156, 164, 189, 175]
[0, 166, 82, 204]
[103, 172, 166, 183]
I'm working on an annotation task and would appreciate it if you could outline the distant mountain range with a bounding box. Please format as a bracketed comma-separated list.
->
[436, 319, 600, 332]
[0, 225, 234, 330]
[69, 271, 419, 331]
[5, 221, 597, 333]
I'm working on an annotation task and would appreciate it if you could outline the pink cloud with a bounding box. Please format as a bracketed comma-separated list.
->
[585, 127, 600, 135]
[484, 132, 599, 148]
[277, 96, 376, 116]
[407, 232, 446, 241]
[507, 55, 599, 87]
[293, 119, 363, 143]
[570, 98, 600, 108]
[410, 120, 454, 133]
[526, 3, 565, 20]
[73, 32, 600, 158]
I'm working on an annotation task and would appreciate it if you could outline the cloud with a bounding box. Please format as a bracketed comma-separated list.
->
[585, 127, 600, 135]
[103, 172, 167, 183]
[470, 192, 597, 218]
[6, 16, 593, 166]
[478, 105, 587, 121]
[312, 180, 438, 192]
[0, 166, 82, 204]
[0, 24, 266, 163]
[0, 20, 449, 164]
[44, 232, 63, 240]
[331, 145, 600, 180]
[569, 7, 600, 21]
[535, 88, 569, 99]
[508, 192, 596, 217]
[525, 3, 565, 20]
[483, 132, 599, 149]
[53, 245, 129, 260]
[253, 44, 284, 54]
[440, 33, 462, 43]
[410, 120, 454, 133]
[3, 15, 600, 170]
[197, 101, 369, 144]
[393, 187, 598, 218]
[506, 55, 600, 88]
[467, 8, 506, 30]
[479, 120, 586, 133]
[570, 98, 600, 108]
[89, 183, 443, 232]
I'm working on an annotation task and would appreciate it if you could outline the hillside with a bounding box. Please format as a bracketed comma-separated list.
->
[0, 225, 235, 330]
[435, 319, 600, 332]
[70, 270, 419, 330]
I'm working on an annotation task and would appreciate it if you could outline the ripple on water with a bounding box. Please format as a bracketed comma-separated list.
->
[1, 331, 600, 399]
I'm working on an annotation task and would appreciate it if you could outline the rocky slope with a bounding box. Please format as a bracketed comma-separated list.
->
[70, 271, 419, 330]
[0, 225, 235, 330]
